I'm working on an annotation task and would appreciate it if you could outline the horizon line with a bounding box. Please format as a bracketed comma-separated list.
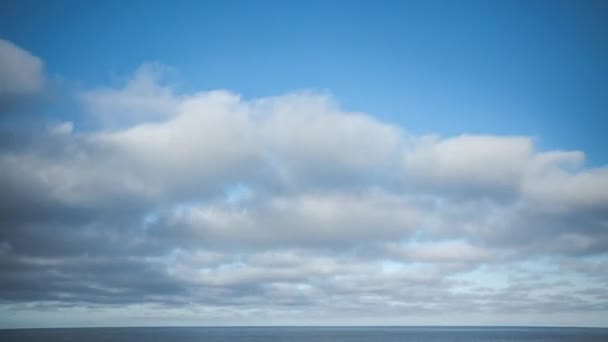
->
[3, 324, 608, 330]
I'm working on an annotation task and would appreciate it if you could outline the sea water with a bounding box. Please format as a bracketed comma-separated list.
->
[2, 326, 608, 342]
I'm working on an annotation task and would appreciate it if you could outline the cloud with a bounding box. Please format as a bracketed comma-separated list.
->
[387, 240, 494, 263]
[0, 39, 44, 109]
[257, 92, 404, 189]
[1, 60, 608, 326]
[80, 63, 180, 126]
[523, 151, 608, 214]
[403, 135, 533, 199]
[163, 191, 420, 248]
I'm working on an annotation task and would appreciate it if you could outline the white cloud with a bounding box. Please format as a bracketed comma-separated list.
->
[523, 151, 608, 213]
[257, 92, 404, 188]
[175, 191, 420, 247]
[403, 134, 533, 199]
[80, 63, 180, 125]
[89, 90, 261, 201]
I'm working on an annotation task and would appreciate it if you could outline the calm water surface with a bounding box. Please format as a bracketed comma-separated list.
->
[2, 326, 608, 342]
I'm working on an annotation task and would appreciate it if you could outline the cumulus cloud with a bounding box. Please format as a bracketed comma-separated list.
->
[0, 39, 44, 108]
[257, 93, 404, 188]
[403, 135, 533, 199]
[523, 152, 608, 213]
[1, 61, 608, 326]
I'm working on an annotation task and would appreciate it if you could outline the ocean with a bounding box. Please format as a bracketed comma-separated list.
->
[1, 326, 608, 342]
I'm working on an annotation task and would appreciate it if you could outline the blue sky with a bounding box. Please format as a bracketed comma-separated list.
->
[1, 0, 608, 328]
[2, 0, 607, 162]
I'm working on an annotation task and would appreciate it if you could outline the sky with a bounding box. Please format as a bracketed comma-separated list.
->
[0, 0, 607, 328]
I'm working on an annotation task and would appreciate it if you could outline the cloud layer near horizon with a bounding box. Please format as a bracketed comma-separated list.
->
[1, 43, 608, 327]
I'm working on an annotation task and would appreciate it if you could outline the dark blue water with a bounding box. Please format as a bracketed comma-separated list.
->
[1, 326, 608, 341]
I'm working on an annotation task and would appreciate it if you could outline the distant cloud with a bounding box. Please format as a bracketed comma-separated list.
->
[1, 57, 608, 327]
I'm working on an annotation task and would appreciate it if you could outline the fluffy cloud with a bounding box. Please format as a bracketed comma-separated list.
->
[1, 59, 608, 327]
[523, 151, 608, 213]
[257, 93, 404, 188]
[403, 135, 533, 199]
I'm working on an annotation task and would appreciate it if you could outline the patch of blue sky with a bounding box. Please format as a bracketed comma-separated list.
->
[224, 183, 254, 206]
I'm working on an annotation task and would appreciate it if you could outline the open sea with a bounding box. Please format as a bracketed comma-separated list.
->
[1, 326, 608, 342]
